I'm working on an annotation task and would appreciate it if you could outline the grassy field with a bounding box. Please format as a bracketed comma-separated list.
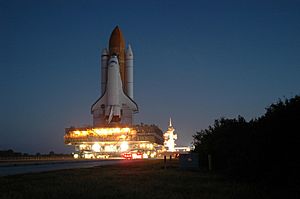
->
[0, 159, 297, 199]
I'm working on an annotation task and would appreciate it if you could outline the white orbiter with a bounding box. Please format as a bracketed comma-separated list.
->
[91, 26, 138, 126]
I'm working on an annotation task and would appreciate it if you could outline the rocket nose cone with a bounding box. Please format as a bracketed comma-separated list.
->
[101, 48, 108, 55]
[126, 44, 133, 57]
[109, 26, 125, 52]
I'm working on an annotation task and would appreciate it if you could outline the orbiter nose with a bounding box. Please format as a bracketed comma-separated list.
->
[109, 55, 119, 65]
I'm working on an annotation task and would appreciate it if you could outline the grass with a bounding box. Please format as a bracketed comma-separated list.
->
[0, 159, 297, 199]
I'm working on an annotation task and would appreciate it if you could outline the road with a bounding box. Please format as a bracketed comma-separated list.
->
[0, 159, 127, 176]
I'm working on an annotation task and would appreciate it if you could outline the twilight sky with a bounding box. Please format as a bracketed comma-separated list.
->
[1, 0, 300, 154]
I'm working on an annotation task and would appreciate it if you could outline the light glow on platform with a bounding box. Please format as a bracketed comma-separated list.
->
[66, 127, 133, 138]
[104, 145, 117, 152]
[92, 143, 101, 152]
[73, 154, 79, 159]
[140, 143, 153, 149]
[93, 127, 131, 135]
[64, 125, 163, 159]
[120, 141, 129, 152]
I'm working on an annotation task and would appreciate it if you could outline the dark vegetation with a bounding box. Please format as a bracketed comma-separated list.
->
[0, 160, 293, 199]
[0, 150, 71, 159]
[193, 95, 300, 187]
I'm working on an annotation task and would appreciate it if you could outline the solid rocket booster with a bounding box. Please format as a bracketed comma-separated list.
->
[125, 45, 133, 99]
[91, 26, 138, 126]
[101, 48, 108, 95]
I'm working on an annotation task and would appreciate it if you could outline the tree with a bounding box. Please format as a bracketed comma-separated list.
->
[193, 95, 300, 183]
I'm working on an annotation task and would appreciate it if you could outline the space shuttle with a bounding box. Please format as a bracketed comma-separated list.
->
[91, 26, 138, 126]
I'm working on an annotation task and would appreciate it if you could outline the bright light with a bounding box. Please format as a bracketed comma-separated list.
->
[92, 143, 101, 152]
[104, 145, 117, 152]
[139, 143, 154, 149]
[146, 144, 153, 149]
[164, 125, 177, 152]
[132, 153, 138, 159]
[143, 153, 148, 159]
[66, 127, 135, 139]
[119, 135, 126, 139]
[120, 141, 129, 152]
[84, 153, 94, 159]
[79, 144, 87, 150]
[132, 153, 142, 159]
[93, 127, 131, 135]
[73, 154, 79, 159]
[150, 153, 155, 158]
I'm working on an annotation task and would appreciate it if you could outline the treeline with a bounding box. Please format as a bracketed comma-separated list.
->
[193, 95, 300, 183]
[0, 149, 71, 158]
